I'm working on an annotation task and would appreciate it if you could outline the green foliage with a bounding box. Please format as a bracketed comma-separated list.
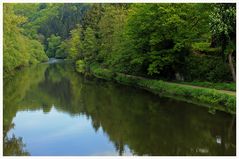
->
[192, 42, 220, 55]
[67, 25, 83, 60]
[65, 25, 98, 64]
[120, 4, 211, 76]
[97, 5, 128, 66]
[82, 4, 104, 33]
[29, 39, 48, 64]
[55, 40, 68, 59]
[13, 3, 90, 48]
[13, 3, 87, 59]
[62, 3, 235, 83]
[90, 64, 115, 80]
[209, 4, 236, 49]
[16, 4, 61, 39]
[5, 3, 236, 83]
[114, 73, 141, 85]
[4, 4, 28, 72]
[46, 34, 62, 58]
[177, 81, 236, 91]
[4, 135, 30, 156]
[82, 27, 97, 64]
[209, 4, 236, 81]
[75, 60, 86, 73]
[184, 55, 232, 82]
[3, 4, 48, 73]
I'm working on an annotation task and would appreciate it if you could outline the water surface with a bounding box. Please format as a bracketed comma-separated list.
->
[3, 61, 236, 156]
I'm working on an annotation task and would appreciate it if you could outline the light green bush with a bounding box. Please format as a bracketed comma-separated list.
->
[75, 60, 86, 73]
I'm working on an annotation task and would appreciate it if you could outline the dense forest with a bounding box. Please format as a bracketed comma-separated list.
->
[4, 3, 236, 82]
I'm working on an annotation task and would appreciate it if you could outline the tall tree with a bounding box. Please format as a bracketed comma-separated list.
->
[98, 4, 128, 66]
[46, 34, 62, 58]
[83, 27, 97, 64]
[67, 25, 83, 60]
[3, 4, 48, 73]
[121, 4, 211, 77]
[209, 3, 236, 81]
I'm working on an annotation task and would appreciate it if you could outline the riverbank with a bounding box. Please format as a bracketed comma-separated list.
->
[175, 81, 236, 92]
[76, 64, 236, 114]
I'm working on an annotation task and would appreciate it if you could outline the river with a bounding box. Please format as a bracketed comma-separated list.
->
[3, 60, 236, 156]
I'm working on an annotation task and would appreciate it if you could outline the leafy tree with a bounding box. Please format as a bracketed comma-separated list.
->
[3, 4, 48, 73]
[122, 4, 211, 77]
[13, 3, 89, 45]
[4, 135, 30, 156]
[67, 25, 83, 60]
[29, 39, 48, 64]
[82, 4, 104, 33]
[83, 27, 97, 64]
[46, 34, 62, 58]
[4, 4, 29, 72]
[55, 41, 68, 59]
[209, 3, 236, 81]
[15, 4, 61, 39]
[98, 5, 128, 66]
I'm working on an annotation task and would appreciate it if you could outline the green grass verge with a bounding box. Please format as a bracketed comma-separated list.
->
[77, 64, 236, 114]
[138, 79, 235, 114]
[90, 64, 115, 80]
[177, 81, 236, 91]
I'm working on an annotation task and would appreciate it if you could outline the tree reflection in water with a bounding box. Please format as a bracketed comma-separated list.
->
[3, 124, 30, 156]
[3, 62, 236, 156]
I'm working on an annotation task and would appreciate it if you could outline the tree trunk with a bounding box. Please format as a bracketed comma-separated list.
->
[228, 53, 236, 82]
[175, 72, 184, 81]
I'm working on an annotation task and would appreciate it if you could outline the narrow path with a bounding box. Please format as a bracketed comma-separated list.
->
[116, 72, 236, 96]
[167, 82, 236, 96]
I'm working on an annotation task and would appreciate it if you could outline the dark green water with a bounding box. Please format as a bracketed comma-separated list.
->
[3, 61, 236, 156]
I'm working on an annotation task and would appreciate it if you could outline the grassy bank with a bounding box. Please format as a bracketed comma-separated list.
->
[176, 81, 236, 91]
[77, 64, 236, 114]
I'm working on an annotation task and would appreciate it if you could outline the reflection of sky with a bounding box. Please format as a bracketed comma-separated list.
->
[8, 107, 132, 156]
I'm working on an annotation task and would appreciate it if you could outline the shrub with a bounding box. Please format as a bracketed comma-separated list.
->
[75, 60, 86, 73]
[184, 55, 232, 82]
[192, 42, 220, 55]
[91, 65, 115, 80]
[114, 73, 141, 85]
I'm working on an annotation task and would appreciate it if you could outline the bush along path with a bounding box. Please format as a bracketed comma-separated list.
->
[77, 64, 236, 115]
